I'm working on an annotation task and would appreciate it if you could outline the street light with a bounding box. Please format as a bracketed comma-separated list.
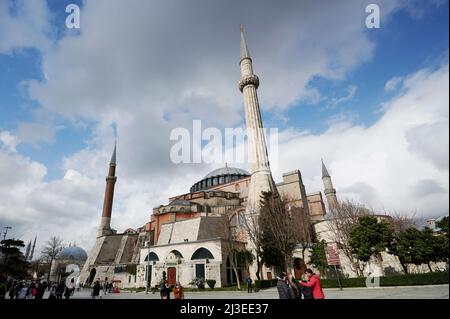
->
[2, 226, 12, 240]
[145, 245, 150, 294]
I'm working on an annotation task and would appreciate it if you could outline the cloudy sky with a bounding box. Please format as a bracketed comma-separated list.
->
[0, 0, 448, 254]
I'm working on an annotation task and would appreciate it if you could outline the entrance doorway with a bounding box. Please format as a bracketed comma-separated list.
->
[195, 264, 205, 279]
[167, 267, 177, 286]
[146, 265, 152, 287]
[87, 268, 96, 285]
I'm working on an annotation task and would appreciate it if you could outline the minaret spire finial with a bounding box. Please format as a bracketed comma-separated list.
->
[321, 158, 330, 178]
[240, 25, 251, 62]
[110, 141, 117, 165]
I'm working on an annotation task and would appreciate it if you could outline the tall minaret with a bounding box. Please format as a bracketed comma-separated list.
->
[239, 26, 276, 214]
[29, 236, 37, 261]
[322, 159, 338, 209]
[98, 143, 117, 237]
[24, 240, 31, 261]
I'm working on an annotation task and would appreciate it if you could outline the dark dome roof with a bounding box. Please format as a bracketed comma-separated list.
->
[190, 166, 250, 193]
[58, 246, 88, 261]
[204, 167, 250, 178]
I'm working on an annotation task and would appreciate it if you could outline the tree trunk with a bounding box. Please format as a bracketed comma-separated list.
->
[230, 252, 241, 290]
[427, 262, 433, 273]
[400, 262, 408, 274]
[47, 257, 54, 282]
[255, 252, 261, 280]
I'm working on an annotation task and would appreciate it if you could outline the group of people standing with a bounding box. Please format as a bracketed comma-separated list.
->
[277, 269, 325, 300]
[158, 281, 184, 299]
[90, 277, 113, 299]
[4, 277, 76, 299]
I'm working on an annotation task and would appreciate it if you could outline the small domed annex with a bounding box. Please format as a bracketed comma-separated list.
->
[58, 246, 88, 261]
[190, 166, 250, 193]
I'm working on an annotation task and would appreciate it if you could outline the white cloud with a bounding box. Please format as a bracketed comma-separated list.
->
[1, 0, 448, 253]
[328, 85, 358, 107]
[0, 131, 19, 152]
[384, 76, 404, 92]
[273, 64, 449, 218]
[0, 0, 52, 54]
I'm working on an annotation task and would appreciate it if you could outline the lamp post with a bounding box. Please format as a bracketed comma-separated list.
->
[145, 245, 150, 294]
[3, 226, 12, 240]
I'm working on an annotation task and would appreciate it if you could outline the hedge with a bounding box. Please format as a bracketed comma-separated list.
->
[254, 279, 278, 289]
[321, 271, 449, 288]
[254, 271, 449, 289]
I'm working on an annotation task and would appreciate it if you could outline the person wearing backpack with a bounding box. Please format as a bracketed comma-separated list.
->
[55, 280, 65, 299]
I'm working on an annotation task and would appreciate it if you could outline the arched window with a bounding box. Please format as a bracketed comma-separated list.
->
[144, 252, 159, 262]
[191, 247, 214, 260]
[169, 250, 184, 259]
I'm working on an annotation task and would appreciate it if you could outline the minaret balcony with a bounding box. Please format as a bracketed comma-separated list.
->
[239, 74, 260, 92]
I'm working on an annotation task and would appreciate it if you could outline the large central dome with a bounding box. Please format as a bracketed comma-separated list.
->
[204, 167, 250, 178]
[190, 166, 250, 193]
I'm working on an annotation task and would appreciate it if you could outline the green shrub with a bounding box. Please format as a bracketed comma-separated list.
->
[380, 271, 449, 286]
[321, 271, 449, 288]
[206, 279, 216, 289]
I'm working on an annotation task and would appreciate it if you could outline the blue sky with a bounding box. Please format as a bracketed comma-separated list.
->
[0, 0, 448, 247]
[276, 2, 449, 133]
[1, 1, 448, 181]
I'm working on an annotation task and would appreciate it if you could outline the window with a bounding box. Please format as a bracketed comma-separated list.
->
[144, 252, 159, 262]
[195, 264, 205, 279]
[191, 247, 214, 260]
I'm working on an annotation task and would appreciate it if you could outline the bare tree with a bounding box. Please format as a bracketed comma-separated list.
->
[258, 192, 298, 274]
[240, 209, 264, 280]
[41, 236, 64, 281]
[388, 211, 419, 233]
[325, 199, 372, 277]
[285, 198, 313, 261]
[223, 213, 242, 289]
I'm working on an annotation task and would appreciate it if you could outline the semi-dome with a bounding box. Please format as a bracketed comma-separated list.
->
[58, 246, 88, 261]
[190, 166, 250, 193]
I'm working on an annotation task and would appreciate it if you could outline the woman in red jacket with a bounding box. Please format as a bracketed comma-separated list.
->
[299, 269, 325, 299]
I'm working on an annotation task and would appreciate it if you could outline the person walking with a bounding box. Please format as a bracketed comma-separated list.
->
[103, 277, 109, 296]
[92, 280, 101, 299]
[35, 281, 47, 299]
[48, 283, 57, 299]
[287, 274, 300, 299]
[298, 269, 325, 299]
[55, 280, 65, 299]
[27, 281, 36, 299]
[161, 281, 171, 300]
[276, 272, 290, 299]
[246, 276, 253, 293]
[16, 282, 28, 299]
[173, 282, 184, 299]
[64, 278, 75, 299]
[8, 280, 17, 299]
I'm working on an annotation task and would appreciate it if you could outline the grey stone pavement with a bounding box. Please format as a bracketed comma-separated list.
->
[43, 284, 449, 299]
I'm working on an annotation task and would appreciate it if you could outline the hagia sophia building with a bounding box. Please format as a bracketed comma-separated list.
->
[78, 28, 344, 289]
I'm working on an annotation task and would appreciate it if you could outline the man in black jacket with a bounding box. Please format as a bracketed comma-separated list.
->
[276, 272, 290, 299]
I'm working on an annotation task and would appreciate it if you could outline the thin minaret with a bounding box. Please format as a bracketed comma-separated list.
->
[29, 236, 37, 261]
[24, 240, 31, 261]
[98, 143, 117, 237]
[239, 26, 276, 214]
[321, 159, 338, 209]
